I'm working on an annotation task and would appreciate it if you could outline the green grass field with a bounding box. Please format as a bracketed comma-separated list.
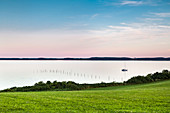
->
[0, 80, 170, 113]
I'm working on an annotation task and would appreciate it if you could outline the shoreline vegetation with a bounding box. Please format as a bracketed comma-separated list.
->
[1, 70, 170, 92]
[0, 57, 170, 61]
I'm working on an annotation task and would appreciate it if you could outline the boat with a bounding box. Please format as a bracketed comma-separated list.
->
[122, 69, 128, 72]
[122, 62, 128, 72]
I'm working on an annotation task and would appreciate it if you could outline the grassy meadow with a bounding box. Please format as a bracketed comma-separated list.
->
[0, 80, 170, 113]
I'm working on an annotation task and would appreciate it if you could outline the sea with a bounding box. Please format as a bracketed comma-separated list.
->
[0, 60, 170, 90]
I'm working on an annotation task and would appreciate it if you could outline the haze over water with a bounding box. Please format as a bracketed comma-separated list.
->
[0, 60, 170, 90]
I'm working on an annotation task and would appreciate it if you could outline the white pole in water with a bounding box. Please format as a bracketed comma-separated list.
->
[69, 71, 71, 76]
[108, 76, 110, 81]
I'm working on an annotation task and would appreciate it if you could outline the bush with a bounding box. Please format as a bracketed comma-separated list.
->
[126, 70, 170, 84]
[1, 70, 170, 92]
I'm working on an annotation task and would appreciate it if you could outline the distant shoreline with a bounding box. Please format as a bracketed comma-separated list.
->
[0, 57, 170, 61]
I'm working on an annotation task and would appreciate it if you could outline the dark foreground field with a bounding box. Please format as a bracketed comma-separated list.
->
[0, 80, 170, 113]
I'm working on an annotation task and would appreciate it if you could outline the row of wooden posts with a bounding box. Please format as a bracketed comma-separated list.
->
[35, 69, 114, 80]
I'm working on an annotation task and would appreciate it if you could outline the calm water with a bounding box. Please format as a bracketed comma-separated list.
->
[0, 60, 170, 90]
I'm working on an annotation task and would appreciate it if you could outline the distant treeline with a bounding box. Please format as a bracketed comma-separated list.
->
[1, 70, 170, 92]
[0, 57, 170, 61]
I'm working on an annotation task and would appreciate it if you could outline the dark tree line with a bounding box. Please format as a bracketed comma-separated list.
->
[125, 70, 170, 84]
[1, 70, 170, 92]
[0, 81, 122, 92]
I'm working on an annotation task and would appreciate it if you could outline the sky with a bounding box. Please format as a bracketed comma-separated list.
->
[0, 0, 170, 58]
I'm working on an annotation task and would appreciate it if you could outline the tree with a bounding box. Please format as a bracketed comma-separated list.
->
[46, 81, 52, 85]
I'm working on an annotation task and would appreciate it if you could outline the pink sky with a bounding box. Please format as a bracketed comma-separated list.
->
[0, 24, 170, 58]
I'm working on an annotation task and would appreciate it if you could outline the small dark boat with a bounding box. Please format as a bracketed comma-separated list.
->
[122, 69, 128, 72]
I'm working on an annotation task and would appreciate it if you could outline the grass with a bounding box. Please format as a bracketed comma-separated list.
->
[0, 80, 170, 113]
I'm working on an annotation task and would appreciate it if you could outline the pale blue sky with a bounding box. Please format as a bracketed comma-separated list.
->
[0, 0, 170, 57]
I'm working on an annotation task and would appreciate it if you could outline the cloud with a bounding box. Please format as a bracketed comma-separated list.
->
[120, 23, 127, 25]
[157, 25, 170, 29]
[152, 13, 170, 17]
[91, 14, 99, 19]
[1, 21, 170, 57]
[119, 0, 144, 6]
[104, 0, 160, 6]
[89, 22, 170, 41]
[108, 25, 133, 31]
[87, 22, 170, 57]
[143, 18, 163, 21]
